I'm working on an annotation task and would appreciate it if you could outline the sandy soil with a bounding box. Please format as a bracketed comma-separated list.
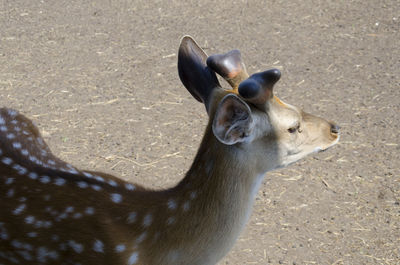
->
[0, 0, 399, 264]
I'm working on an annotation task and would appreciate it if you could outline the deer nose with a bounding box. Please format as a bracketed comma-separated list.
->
[330, 123, 340, 134]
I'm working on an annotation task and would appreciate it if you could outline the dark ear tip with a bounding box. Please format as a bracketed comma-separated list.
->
[180, 35, 195, 46]
[177, 36, 220, 106]
[179, 36, 200, 54]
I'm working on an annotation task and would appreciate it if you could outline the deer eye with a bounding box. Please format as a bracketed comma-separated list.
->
[288, 123, 300, 134]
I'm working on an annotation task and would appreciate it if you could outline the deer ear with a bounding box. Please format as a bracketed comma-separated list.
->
[212, 94, 253, 145]
[178, 36, 220, 110]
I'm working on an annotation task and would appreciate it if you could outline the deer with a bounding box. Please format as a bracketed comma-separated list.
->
[0, 36, 340, 265]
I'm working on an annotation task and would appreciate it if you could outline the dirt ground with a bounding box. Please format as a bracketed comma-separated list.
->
[0, 0, 399, 264]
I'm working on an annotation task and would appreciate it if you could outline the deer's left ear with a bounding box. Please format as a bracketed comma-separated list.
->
[212, 94, 254, 145]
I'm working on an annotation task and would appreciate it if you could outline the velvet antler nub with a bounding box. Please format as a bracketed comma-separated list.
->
[206, 50, 249, 91]
[238, 69, 281, 105]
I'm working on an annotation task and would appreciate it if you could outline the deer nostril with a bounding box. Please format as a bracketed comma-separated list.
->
[330, 123, 340, 134]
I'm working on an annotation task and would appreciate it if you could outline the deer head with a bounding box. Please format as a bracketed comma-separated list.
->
[178, 36, 340, 174]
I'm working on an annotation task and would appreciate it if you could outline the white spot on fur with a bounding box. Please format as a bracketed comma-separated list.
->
[43, 221, 53, 228]
[5, 178, 14, 185]
[85, 207, 95, 215]
[13, 204, 26, 215]
[108, 179, 118, 187]
[73, 213, 83, 219]
[110, 193, 123, 203]
[25, 216, 35, 224]
[189, 191, 197, 199]
[94, 175, 105, 182]
[135, 232, 147, 244]
[205, 160, 214, 175]
[127, 212, 137, 224]
[40, 150, 47, 157]
[182, 201, 190, 211]
[12, 142, 22, 149]
[166, 217, 176, 225]
[28, 172, 38, 180]
[21, 149, 29, 156]
[50, 210, 59, 216]
[11, 240, 33, 251]
[77, 181, 88, 189]
[11, 239, 23, 249]
[37, 137, 45, 146]
[37, 246, 59, 262]
[34, 220, 44, 228]
[166, 249, 181, 263]
[57, 212, 68, 221]
[29, 155, 39, 164]
[6, 133, 15, 139]
[39, 175, 51, 184]
[91, 184, 102, 191]
[2, 157, 13, 165]
[67, 168, 79, 175]
[93, 239, 104, 253]
[115, 244, 126, 253]
[167, 199, 177, 210]
[54, 178, 66, 186]
[27, 232, 38, 238]
[6, 188, 15, 197]
[68, 240, 84, 253]
[0, 223, 9, 240]
[13, 164, 27, 175]
[65, 206, 74, 213]
[83, 172, 93, 178]
[59, 243, 67, 251]
[18, 250, 33, 261]
[128, 252, 139, 265]
[0, 125, 7, 132]
[142, 214, 152, 227]
[125, 183, 135, 191]
[8, 109, 17, 117]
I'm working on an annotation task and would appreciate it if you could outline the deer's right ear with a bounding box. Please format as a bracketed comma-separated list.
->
[178, 36, 220, 111]
[212, 94, 254, 145]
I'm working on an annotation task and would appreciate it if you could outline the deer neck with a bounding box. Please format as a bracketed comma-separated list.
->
[180, 128, 264, 214]
[163, 125, 266, 263]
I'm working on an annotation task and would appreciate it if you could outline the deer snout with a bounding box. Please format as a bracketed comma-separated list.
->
[330, 123, 340, 135]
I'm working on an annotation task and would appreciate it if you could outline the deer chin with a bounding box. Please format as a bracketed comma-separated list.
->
[277, 152, 308, 168]
[315, 134, 340, 153]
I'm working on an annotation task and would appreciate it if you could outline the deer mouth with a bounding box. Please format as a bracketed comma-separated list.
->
[316, 134, 340, 153]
